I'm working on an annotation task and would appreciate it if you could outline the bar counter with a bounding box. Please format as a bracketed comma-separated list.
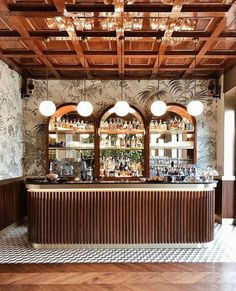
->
[26, 181, 216, 248]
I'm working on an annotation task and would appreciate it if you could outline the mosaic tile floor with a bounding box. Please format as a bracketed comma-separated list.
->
[0, 224, 236, 263]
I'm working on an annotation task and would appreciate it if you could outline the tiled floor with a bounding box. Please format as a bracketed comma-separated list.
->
[0, 224, 236, 263]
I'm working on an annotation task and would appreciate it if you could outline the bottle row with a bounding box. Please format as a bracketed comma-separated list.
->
[49, 116, 193, 132]
[150, 117, 193, 131]
[100, 134, 143, 148]
[49, 117, 94, 131]
[100, 156, 143, 178]
[100, 118, 144, 131]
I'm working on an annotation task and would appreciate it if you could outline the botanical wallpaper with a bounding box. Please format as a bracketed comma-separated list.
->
[0, 60, 24, 180]
[24, 79, 217, 176]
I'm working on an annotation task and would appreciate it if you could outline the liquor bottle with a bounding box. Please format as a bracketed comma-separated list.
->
[121, 135, 126, 147]
[150, 120, 154, 129]
[136, 136, 142, 147]
[131, 136, 136, 148]
[124, 120, 128, 129]
[136, 120, 140, 130]
[116, 136, 120, 147]
[127, 120, 131, 130]
[132, 118, 136, 129]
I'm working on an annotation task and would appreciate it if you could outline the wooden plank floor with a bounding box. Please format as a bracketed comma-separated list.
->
[0, 263, 235, 291]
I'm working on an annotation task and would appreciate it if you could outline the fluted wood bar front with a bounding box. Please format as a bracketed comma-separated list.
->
[27, 183, 216, 248]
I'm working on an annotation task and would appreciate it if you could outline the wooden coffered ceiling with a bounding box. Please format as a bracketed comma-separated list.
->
[0, 0, 236, 80]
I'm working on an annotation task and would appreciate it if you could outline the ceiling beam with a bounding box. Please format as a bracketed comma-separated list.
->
[0, 15, 61, 78]
[1, 29, 236, 40]
[183, 1, 236, 77]
[53, 0, 65, 13]
[151, 0, 184, 78]
[2, 3, 231, 15]
[20, 64, 223, 72]
[1, 49, 235, 59]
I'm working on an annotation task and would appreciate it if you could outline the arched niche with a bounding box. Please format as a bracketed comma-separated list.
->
[98, 105, 147, 180]
[149, 103, 196, 177]
[46, 103, 95, 180]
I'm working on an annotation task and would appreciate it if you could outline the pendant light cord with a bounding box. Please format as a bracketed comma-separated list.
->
[120, 35, 124, 101]
[83, 12, 86, 101]
[194, 38, 197, 99]
[158, 39, 160, 92]
[46, 38, 49, 100]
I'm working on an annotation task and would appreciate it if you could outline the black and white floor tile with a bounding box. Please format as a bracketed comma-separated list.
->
[0, 224, 236, 263]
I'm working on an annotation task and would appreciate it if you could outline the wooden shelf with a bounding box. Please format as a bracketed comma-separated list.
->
[100, 129, 144, 135]
[150, 146, 194, 150]
[49, 147, 94, 150]
[150, 129, 194, 134]
[100, 146, 144, 150]
[49, 129, 94, 134]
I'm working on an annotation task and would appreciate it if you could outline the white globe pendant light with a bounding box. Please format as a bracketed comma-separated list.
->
[77, 101, 93, 117]
[151, 100, 167, 116]
[77, 36, 93, 117]
[114, 100, 130, 117]
[39, 39, 56, 117]
[39, 100, 56, 117]
[150, 44, 167, 117]
[187, 38, 204, 117]
[114, 36, 130, 117]
[187, 100, 203, 116]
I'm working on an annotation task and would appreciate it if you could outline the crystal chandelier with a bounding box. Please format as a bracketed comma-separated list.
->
[100, 12, 143, 31]
[150, 16, 196, 32]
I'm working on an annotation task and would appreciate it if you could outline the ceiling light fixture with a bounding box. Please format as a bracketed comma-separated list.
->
[77, 36, 93, 117]
[39, 39, 56, 117]
[187, 38, 204, 117]
[114, 36, 130, 117]
[150, 38, 167, 117]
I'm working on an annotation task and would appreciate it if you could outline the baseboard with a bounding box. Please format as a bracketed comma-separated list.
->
[215, 215, 236, 225]
[0, 217, 27, 235]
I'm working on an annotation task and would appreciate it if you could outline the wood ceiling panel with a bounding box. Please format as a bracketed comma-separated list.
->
[201, 58, 225, 65]
[194, 18, 212, 31]
[212, 40, 236, 50]
[25, 17, 53, 31]
[165, 57, 190, 65]
[0, 18, 11, 30]
[89, 57, 115, 65]
[52, 56, 78, 65]
[87, 40, 112, 51]
[0, 0, 235, 79]
[187, 0, 227, 3]
[0, 40, 26, 49]
[227, 18, 236, 31]
[14, 57, 42, 64]
[129, 58, 151, 65]
[129, 41, 154, 51]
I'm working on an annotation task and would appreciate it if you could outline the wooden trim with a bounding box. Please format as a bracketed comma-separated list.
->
[28, 189, 215, 244]
[0, 176, 25, 185]
[0, 179, 27, 231]
[215, 179, 236, 219]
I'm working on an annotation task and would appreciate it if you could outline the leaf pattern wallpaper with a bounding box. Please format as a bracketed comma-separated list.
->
[0, 60, 24, 180]
[23, 79, 217, 176]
